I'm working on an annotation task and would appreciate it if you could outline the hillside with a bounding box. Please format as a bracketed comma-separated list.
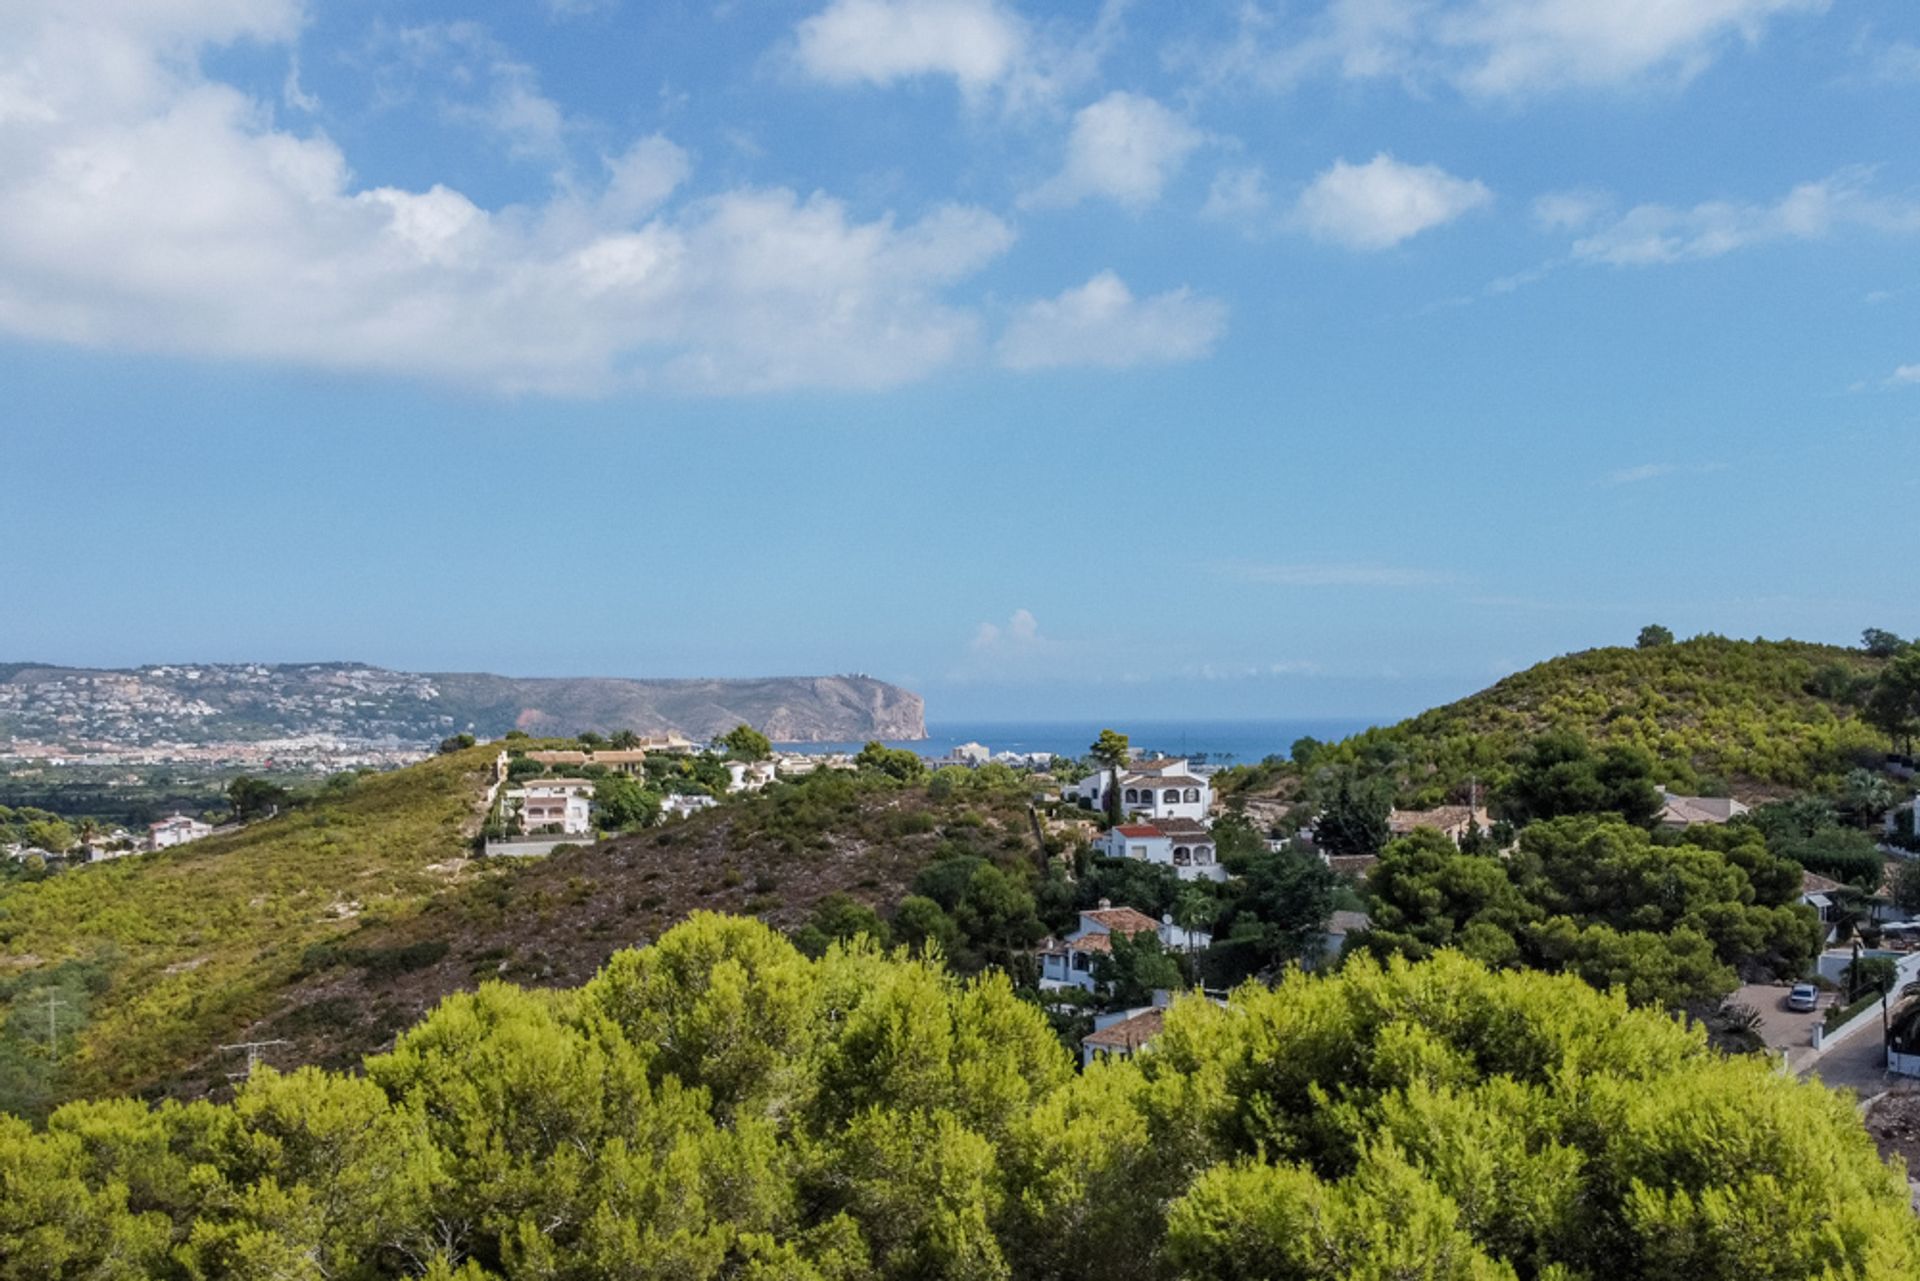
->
[156, 773, 1038, 1098]
[0, 754, 1037, 1109]
[0, 662, 925, 747]
[0, 747, 497, 1113]
[1250, 636, 1890, 804]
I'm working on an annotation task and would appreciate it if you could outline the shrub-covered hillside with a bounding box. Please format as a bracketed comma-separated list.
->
[161, 769, 1040, 1099]
[3, 915, 1913, 1281]
[0, 747, 498, 1113]
[1265, 636, 1890, 803]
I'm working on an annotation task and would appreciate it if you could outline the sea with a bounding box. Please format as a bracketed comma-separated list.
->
[775, 718, 1380, 767]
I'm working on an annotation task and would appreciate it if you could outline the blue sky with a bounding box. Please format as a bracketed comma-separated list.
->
[2, 0, 1918, 721]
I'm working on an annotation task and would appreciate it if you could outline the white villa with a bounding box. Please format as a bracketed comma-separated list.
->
[1658, 791, 1751, 830]
[726, 760, 778, 793]
[662, 793, 719, 819]
[1071, 756, 1212, 822]
[148, 814, 213, 850]
[1098, 817, 1226, 882]
[1038, 902, 1212, 993]
[509, 779, 595, 836]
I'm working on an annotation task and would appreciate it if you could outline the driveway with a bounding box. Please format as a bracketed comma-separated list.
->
[1730, 981, 1830, 1054]
[1806, 1015, 1895, 1098]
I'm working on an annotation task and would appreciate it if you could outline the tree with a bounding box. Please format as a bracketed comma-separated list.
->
[1093, 930, 1183, 1007]
[1314, 774, 1390, 855]
[20, 818, 73, 854]
[718, 723, 772, 761]
[1207, 846, 1339, 983]
[1863, 627, 1910, 658]
[1891, 858, 1920, 916]
[1497, 730, 1661, 829]
[854, 741, 927, 782]
[1866, 649, 1920, 754]
[227, 775, 291, 822]
[609, 730, 641, 750]
[438, 733, 476, 754]
[577, 730, 607, 748]
[793, 893, 891, 957]
[1836, 767, 1897, 827]
[593, 774, 660, 831]
[1090, 729, 1130, 823]
[1637, 623, 1675, 648]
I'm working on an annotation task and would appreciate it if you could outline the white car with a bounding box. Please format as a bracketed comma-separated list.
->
[1786, 983, 1820, 1013]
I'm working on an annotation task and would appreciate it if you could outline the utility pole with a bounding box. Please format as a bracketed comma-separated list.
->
[218, 1039, 290, 1082]
[43, 991, 68, 1056]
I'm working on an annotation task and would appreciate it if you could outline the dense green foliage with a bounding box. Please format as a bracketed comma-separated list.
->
[1224, 636, 1891, 804]
[2, 916, 1911, 1281]
[1495, 731, 1662, 828]
[1358, 817, 1819, 1007]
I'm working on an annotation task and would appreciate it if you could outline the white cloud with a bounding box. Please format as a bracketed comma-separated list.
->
[1890, 364, 1920, 386]
[997, 271, 1227, 370]
[1293, 154, 1491, 250]
[1224, 562, 1455, 587]
[1531, 188, 1609, 231]
[1195, 0, 1827, 98]
[971, 608, 1044, 650]
[1201, 165, 1274, 229]
[793, 0, 1025, 92]
[1602, 461, 1727, 486]
[1870, 41, 1920, 81]
[1023, 91, 1205, 210]
[1569, 170, 1920, 265]
[0, 2, 1021, 394]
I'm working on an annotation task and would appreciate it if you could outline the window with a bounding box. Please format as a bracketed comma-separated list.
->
[1174, 846, 1192, 865]
[1130, 845, 1148, 858]
[1163, 789, 1179, 804]
[1184, 787, 1200, 802]
[1071, 952, 1091, 972]
[1124, 788, 1139, 803]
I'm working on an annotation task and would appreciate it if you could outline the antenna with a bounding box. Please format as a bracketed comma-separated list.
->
[219, 1039, 291, 1082]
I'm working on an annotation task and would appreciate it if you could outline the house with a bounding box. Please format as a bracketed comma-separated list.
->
[509, 779, 595, 835]
[1324, 853, 1380, 880]
[1070, 756, 1212, 822]
[1386, 806, 1492, 846]
[528, 748, 652, 775]
[1098, 817, 1226, 882]
[1800, 870, 1847, 944]
[1317, 910, 1372, 969]
[662, 793, 718, 820]
[1038, 902, 1209, 992]
[1658, 792, 1750, 829]
[954, 741, 991, 766]
[1081, 1004, 1166, 1069]
[726, 760, 777, 792]
[148, 814, 213, 850]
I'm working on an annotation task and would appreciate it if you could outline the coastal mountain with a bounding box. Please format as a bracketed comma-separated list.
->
[0, 662, 925, 746]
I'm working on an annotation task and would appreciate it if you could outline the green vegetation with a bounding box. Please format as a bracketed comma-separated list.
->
[2, 916, 1912, 1281]
[718, 723, 773, 760]
[0, 746, 494, 1112]
[1222, 635, 1895, 805]
[1357, 817, 1819, 1007]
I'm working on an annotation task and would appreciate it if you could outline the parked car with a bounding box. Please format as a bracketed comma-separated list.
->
[1787, 983, 1820, 1012]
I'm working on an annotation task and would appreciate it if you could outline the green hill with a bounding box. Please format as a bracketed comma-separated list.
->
[1253, 636, 1891, 805]
[0, 747, 497, 1112]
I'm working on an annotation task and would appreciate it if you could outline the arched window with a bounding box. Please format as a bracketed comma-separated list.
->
[1174, 846, 1192, 865]
[1124, 788, 1139, 804]
[1196, 845, 1213, 864]
[1184, 787, 1200, 802]
[1163, 789, 1180, 804]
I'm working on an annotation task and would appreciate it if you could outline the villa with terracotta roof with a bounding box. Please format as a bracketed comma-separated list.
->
[1068, 755, 1212, 822]
[1658, 792, 1751, 830]
[1038, 901, 1211, 993]
[1386, 805, 1492, 846]
[1081, 1005, 1165, 1068]
[1097, 816, 1226, 881]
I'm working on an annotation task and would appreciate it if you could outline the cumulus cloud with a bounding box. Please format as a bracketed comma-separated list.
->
[1569, 169, 1920, 265]
[1201, 165, 1274, 230]
[1193, 0, 1827, 98]
[1293, 154, 1491, 250]
[996, 271, 1227, 370]
[1889, 364, 1920, 386]
[793, 0, 1026, 92]
[972, 608, 1043, 650]
[0, 1, 1020, 394]
[1023, 91, 1206, 210]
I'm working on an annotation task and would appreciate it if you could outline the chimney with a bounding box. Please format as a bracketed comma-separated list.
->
[1098, 897, 1111, 910]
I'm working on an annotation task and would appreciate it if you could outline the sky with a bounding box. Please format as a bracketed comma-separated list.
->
[2, 0, 1918, 722]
